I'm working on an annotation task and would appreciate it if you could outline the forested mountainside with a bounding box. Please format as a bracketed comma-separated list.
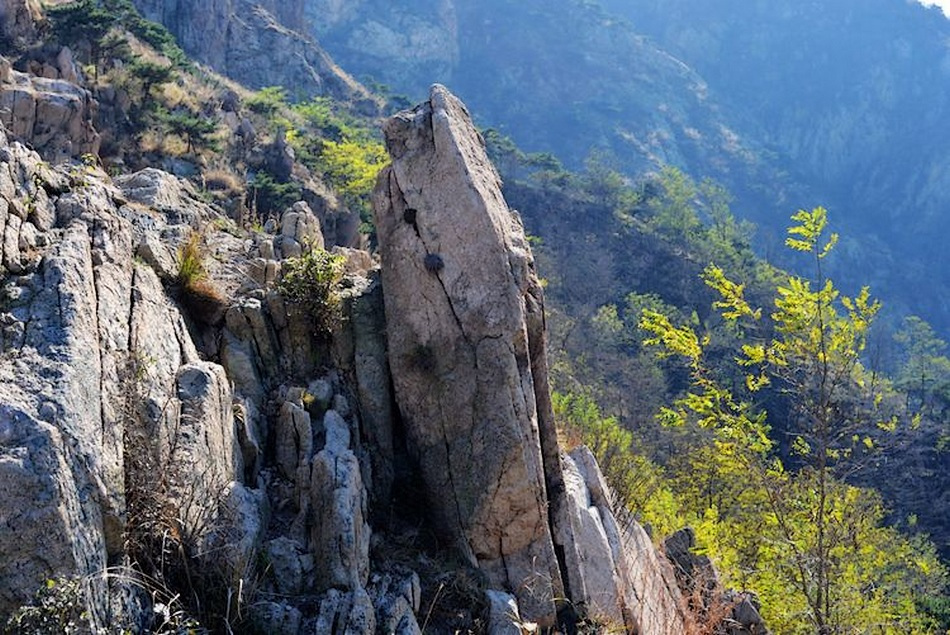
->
[3, 0, 950, 633]
[299, 0, 950, 339]
[607, 0, 950, 333]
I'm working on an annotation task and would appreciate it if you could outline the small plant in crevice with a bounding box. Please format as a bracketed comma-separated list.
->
[175, 230, 227, 325]
[276, 245, 345, 338]
[2, 577, 88, 635]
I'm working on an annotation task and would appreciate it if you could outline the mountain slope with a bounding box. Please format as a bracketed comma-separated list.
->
[608, 0, 950, 330]
[299, 0, 950, 336]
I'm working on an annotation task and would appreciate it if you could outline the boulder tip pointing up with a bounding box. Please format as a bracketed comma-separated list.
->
[372, 84, 564, 625]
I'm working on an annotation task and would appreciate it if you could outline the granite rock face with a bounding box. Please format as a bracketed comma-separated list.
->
[560, 447, 689, 634]
[132, 0, 375, 105]
[0, 125, 420, 632]
[373, 84, 565, 625]
[0, 59, 100, 159]
[0, 129, 246, 628]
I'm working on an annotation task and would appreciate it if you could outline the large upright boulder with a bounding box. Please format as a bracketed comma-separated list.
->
[373, 84, 563, 625]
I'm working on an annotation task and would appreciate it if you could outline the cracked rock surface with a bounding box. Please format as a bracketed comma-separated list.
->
[373, 83, 564, 626]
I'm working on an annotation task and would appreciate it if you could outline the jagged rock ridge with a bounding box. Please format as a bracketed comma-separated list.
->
[0, 5, 742, 625]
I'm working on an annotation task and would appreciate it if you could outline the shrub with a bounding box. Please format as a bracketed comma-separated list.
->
[277, 247, 345, 337]
[203, 169, 243, 195]
[247, 171, 301, 218]
[160, 109, 220, 155]
[2, 577, 88, 635]
[244, 86, 288, 116]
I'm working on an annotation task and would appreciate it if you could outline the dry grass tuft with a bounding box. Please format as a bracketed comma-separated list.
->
[203, 169, 243, 195]
[176, 231, 227, 325]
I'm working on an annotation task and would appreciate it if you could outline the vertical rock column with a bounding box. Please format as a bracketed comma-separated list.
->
[373, 84, 563, 625]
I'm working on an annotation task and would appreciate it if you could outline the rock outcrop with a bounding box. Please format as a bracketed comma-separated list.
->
[374, 84, 565, 625]
[0, 129, 248, 627]
[373, 84, 695, 633]
[0, 125, 413, 633]
[0, 56, 101, 159]
[0, 0, 40, 50]
[0, 74, 718, 633]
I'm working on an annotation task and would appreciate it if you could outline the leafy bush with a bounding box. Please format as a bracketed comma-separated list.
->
[277, 247, 345, 337]
[2, 577, 88, 635]
[284, 97, 388, 231]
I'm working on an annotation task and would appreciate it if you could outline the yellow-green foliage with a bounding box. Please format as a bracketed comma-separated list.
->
[552, 391, 685, 538]
[3, 577, 88, 634]
[244, 86, 288, 116]
[638, 208, 946, 633]
[240, 90, 389, 229]
[318, 138, 388, 207]
[288, 96, 388, 225]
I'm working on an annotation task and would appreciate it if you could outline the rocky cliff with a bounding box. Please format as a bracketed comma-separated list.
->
[0, 61, 712, 632]
[0, 0, 39, 50]
[131, 0, 376, 107]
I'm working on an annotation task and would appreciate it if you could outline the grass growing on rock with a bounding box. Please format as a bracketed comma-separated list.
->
[176, 230, 227, 325]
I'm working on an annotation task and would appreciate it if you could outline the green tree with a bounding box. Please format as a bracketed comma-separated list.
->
[46, 0, 116, 78]
[161, 109, 219, 154]
[247, 171, 301, 217]
[894, 316, 950, 419]
[482, 128, 527, 177]
[582, 151, 639, 216]
[128, 58, 174, 102]
[645, 165, 702, 245]
[641, 207, 941, 633]
[245, 86, 288, 116]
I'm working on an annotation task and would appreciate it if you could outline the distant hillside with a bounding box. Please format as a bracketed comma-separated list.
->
[303, 0, 950, 336]
[608, 0, 950, 330]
